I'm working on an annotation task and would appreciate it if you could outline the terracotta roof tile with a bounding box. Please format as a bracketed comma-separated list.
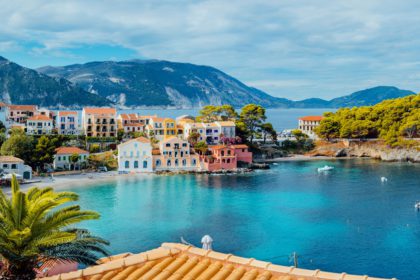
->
[8, 105, 37, 111]
[216, 121, 236, 126]
[58, 111, 78, 116]
[38, 243, 394, 280]
[0, 156, 24, 163]
[84, 107, 116, 115]
[27, 115, 52, 121]
[55, 147, 89, 155]
[299, 116, 324, 121]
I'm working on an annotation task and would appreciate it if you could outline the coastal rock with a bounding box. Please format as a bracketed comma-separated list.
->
[310, 140, 420, 162]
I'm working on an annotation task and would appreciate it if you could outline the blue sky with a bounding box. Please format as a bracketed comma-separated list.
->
[1, 0, 419, 100]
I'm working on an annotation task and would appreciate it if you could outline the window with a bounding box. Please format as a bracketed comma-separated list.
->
[182, 143, 187, 147]
[182, 159, 187, 166]
[134, 161, 139, 168]
[192, 159, 196, 166]
[130, 151, 133, 157]
[167, 159, 171, 166]
[228, 150, 231, 155]
[3, 164, 8, 168]
[143, 161, 148, 168]
[221, 151, 225, 156]
[125, 161, 129, 168]
[227, 159, 230, 163]
[58, 156, 61, 161]
[156, 159, 161, 167]
[166, 143, 170, 147]
[134, 143, 138, 148]
[175, 159, 179, 166]
[136, 151, 140, 157]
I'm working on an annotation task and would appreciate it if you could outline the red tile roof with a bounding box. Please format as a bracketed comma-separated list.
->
[84, 107, 116, 115]
[232, 144, 248, 149]
[55, 147, 89, 155]
[58, 111, 77, 116]
[0, 156, 24, 163]
[8, 105, 37, 111]
[27, 115, 52, 121]
[299, 116, 324, 121]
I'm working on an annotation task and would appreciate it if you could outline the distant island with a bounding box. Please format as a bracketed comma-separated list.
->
[0, 55, 416, 108]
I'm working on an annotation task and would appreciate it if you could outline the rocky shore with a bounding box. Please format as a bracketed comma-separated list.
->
[307, 140, 420, 162]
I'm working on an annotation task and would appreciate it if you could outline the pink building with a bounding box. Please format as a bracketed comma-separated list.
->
[232, 144, 253, 164]
[200, 144, 253, 171]
[201, 145, 237, 171]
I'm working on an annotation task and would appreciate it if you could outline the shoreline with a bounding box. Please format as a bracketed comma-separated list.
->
[6, 155, 415, 194]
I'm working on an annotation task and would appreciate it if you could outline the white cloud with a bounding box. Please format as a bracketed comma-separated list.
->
[0, 0, 419, 99]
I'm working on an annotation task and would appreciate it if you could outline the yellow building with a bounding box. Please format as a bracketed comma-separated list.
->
[82, 108, 117, 137]
[163, 118, 177, 139]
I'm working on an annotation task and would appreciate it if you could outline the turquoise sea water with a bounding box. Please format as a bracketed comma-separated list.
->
[66, 159, 420, 279]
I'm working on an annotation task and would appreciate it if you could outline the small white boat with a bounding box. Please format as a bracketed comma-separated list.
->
[415, 202, 420, 211]
[317, 165, 334, 172]
[381, 177, 388, 183]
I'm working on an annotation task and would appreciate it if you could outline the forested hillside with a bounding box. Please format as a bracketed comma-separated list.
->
[316, 94, 420, 147]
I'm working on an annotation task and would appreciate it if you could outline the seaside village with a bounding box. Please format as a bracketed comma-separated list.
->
[0, 103, 279, 181]
[0, 102, 325, 181]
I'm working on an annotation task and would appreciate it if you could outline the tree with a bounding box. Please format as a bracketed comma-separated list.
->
[291, 129, 308, 141]
[1, 132, 34, 165]
[187, 132, 201, 145]
[0, 175, 108, 279]
[315, 118, 341, 140]
[237, 104, 267, 144]
[260, 123, 277, 143]
[70, 153, 80, 170]
[117, 128, 124, 141]
[194, 141, 208, 155]
[31, 135, 58, 171]
[197, 105, 238, 122]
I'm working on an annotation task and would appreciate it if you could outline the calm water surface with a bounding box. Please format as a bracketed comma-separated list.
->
[67, 159, 420, 279]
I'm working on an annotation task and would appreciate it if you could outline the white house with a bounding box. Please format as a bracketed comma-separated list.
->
[0, 156, 32, 179]
[56, 111, 81, 135]
[152, 136, 200, 172]
[53, 147, 89, 170]
[26, 115, 53, 135]
[298, 116, 324, 139]
[183, 121, 236, 144]
[117, 137, 153, 173]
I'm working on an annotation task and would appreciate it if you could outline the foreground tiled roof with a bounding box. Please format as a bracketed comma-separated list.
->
[299, 116, 324, 121]
[55, 146, 89, 155]
[39, 243, 394, 280]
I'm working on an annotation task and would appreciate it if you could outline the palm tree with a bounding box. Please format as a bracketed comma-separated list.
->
[0, 175, 109, 280]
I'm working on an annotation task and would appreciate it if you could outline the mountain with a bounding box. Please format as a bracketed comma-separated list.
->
[327, 86, 415, 107]
[38, 59, 287, 108]
[0, 56, 111, 107]
[1, 55, 414, 109]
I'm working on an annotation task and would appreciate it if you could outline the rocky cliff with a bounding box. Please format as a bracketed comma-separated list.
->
[308, 140, 420, 162]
